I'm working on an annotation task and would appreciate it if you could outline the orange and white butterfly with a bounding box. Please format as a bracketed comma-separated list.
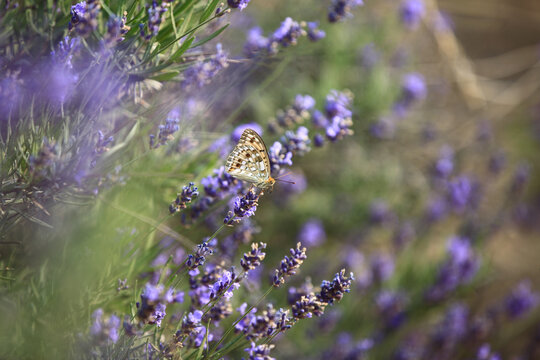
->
[225, 128, 276, 190]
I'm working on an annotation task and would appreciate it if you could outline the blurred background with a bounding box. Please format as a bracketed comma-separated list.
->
[1, 0, 540, 359]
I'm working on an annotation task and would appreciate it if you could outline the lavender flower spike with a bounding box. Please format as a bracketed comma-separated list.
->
[241, 242, 267, 271]
[272, 242, 307, 287]
[224, 189, 260, 225]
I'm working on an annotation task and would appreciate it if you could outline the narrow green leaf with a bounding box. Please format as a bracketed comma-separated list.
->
[170, 36, 195, 62]
[191, 23, 229, 48]
[199, 0, 220, 23]
[151, 71, 180, 82]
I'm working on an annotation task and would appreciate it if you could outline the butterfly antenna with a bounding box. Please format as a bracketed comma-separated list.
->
[275, 179, 296, 184]
[274, 172, 295, 184]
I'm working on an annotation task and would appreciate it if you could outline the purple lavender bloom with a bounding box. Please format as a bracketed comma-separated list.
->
[328, 0, 364, 23]
[232, 123, 263, 142]
[244, 27, 270, 56]
[227, 0, 251, 10]
[306, 21, 326, 41]
[317, 269, 354, 305]
[312, 110, 329, 128]
[245, 342, 276, 360]
[269, 141, 293, 173]
[314, 133, 325, 147]
[186, 241, 214, 270]
[426, 237, 480, 301]
[89, 309, 121, 344]
[179, 310, 204, 337]
[370, 253, 395, 283]
[399, 0, 425, 29]
[241, 242, 267, 272]
[144, 1, 169, 39]
[151, 108, 181, 149]
[430, 303, 469, 352]
[224, 189, 259, 224]
[271, 17, 306, 49]
[425, 197, 448, 222]
[447, 175, 480, 213]
[210, 269, 239, 299]
[298, 219, 326, 247]
[324, 91, 354, 141]
[69, 0, 100, 35]
[182, 43, 229, 88]
[434, 145, 454, 178]
[282, 126, 311, 155]
[170, 182, 199, 213]
[394, 72, 427, 116]
[504, 281, 540, 319]
[376, 290, 408, 330]
[294, 94, 316, 112]
[272, 242, 308, 287]
[475, 344, 501, 360]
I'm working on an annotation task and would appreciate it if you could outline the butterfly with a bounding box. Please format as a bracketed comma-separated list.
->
[225, 128, 276, 190]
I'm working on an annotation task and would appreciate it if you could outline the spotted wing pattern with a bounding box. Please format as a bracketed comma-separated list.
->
[226, 129, 271, 186]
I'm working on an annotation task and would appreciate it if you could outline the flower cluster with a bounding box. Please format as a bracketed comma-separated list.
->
[182, 44, 229, 89]
[140, 1, 170, 39]
[150, 108, 181, 149]
[170, 182, 199, 214]
[269, 95, 315, 132]
[244, 342, 275, 360]
[89, 309, 120, 344]
[104, 14, 130, 46]
[224, 189, 260, 225]
[186, 241, 214, 271]
[272, 242, 307, 286]
[426, 236, 480, 302]
[312, 90, 354, 144]
[399, 0, 425, 29]
[136, 283, 184, 327]
[504, 281, 540, 319]
[244, 18, 325, 57]
[227, 0, 251, 10]
[68, 0, 100, 35]
[328, 0, 364, 23]
[235, 303, 291, 340]
[371, 72, 427, 139]
[240, 242, 267, 271]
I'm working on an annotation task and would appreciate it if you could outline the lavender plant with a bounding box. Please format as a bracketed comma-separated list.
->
[1, 0, 540, 359]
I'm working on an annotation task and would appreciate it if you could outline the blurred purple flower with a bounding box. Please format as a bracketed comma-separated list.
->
[504, 281, 540, 319]
[447, 175, 480, 213]
[182, 43, 229, 88]
[307, 21, 326, 41]
[399, 0, 425, 29]
[376, 290, 408, 330]
[298, 219, 326, 247]
[232, 123, 263, 142]
[394, 72, 426, 116]
[434, 145, 454, 178]
[426, 237, 480, 301]
[475, 344, 501, 360]
[245, 342, 275, 360]
[370, 253, 395, 283]
[227, 0, 251, 10]
[89, 309, 121, 344]
[328, 0, 364, 23]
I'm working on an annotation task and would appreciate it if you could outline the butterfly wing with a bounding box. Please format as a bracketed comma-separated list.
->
[226, 129, 271, 185]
